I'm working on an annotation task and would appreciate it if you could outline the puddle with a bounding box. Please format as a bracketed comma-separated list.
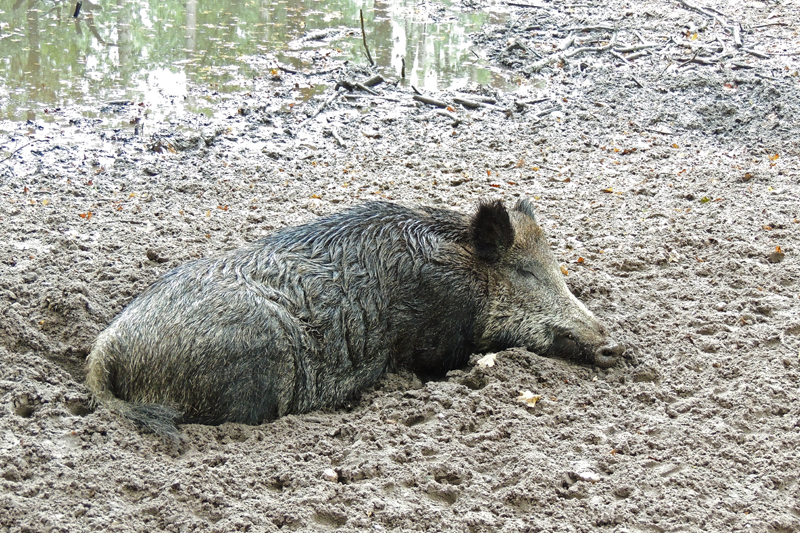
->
[0, 0, 511, 130]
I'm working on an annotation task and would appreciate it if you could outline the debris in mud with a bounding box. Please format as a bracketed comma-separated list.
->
[0, 1, 799, 532]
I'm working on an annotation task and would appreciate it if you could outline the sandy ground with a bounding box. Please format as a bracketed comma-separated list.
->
[1, 0, 799, 531]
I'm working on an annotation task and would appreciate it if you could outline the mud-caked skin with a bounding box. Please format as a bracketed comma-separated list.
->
[86, 199, 624, 435]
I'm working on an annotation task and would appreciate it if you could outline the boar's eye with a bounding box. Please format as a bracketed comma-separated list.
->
[517, 268, 543, 282]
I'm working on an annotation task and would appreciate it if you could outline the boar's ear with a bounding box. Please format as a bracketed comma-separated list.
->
[514, 198, 537, 223]
[471, 200, 515, 261]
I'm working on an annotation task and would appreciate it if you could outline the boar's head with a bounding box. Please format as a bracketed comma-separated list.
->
[472, 199, 624, 368]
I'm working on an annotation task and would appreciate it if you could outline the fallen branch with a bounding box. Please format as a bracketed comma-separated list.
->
[360, 9, 374, 67]
[412, 94, 449, 108]
[453, 97, 484, 109]
[354, 83, 379, 95]
[363, 74, 385, 87]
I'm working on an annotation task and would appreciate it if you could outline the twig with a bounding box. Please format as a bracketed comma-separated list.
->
[455, 93, 497, 104]
[434, 109, 461, 126]
[515, 97, 550, 106]
[299, 88, 344, 128]
[732, 23, 742, 48]
[342, 94, 402, 102]
[533, 106, 558, 118]
[558, 33, 575, 51]
[360, 9, 374, 67]
[527, 35, 617, 73]
[505, 1, 549, 8]
[566, 24, 615, 32]
[0, 139, 46, 166]
[329, 127, 346, 147]
[626, 51, 650, 61]
[613, 43, 661, 53]
[278, 65, 298, 75]
[610, 50, 630, 62]
[678, 0, 728, 27]
[742, 48, 769, 59]
[655, 60, 673, 80]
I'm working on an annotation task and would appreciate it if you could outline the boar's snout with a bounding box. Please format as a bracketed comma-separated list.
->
[549, 331, 625, 368]
[593, 341, 625, 368]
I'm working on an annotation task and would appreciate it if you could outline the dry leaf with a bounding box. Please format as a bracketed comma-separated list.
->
[476, 353, 497, 368]
[516, 390, 541, 407]
[560, 265, 569, 276]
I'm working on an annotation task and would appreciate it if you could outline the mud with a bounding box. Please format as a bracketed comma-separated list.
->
[1, 1, 799, 531]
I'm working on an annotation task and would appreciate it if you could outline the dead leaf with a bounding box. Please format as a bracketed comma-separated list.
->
[560, 265, 569, 276]
[516, 390, 541, 407]
[476, 353, 497, 368]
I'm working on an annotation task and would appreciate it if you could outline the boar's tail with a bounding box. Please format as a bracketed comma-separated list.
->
[107, 395, 183, 441]
[86, 350, 184, 443]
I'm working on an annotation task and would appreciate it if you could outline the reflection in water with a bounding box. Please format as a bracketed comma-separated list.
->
[0, 0, 510, 125]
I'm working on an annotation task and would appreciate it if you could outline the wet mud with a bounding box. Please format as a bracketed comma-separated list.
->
[1, 1, 799, 531]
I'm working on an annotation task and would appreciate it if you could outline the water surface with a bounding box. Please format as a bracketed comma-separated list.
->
[0, 0, 510, 126]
